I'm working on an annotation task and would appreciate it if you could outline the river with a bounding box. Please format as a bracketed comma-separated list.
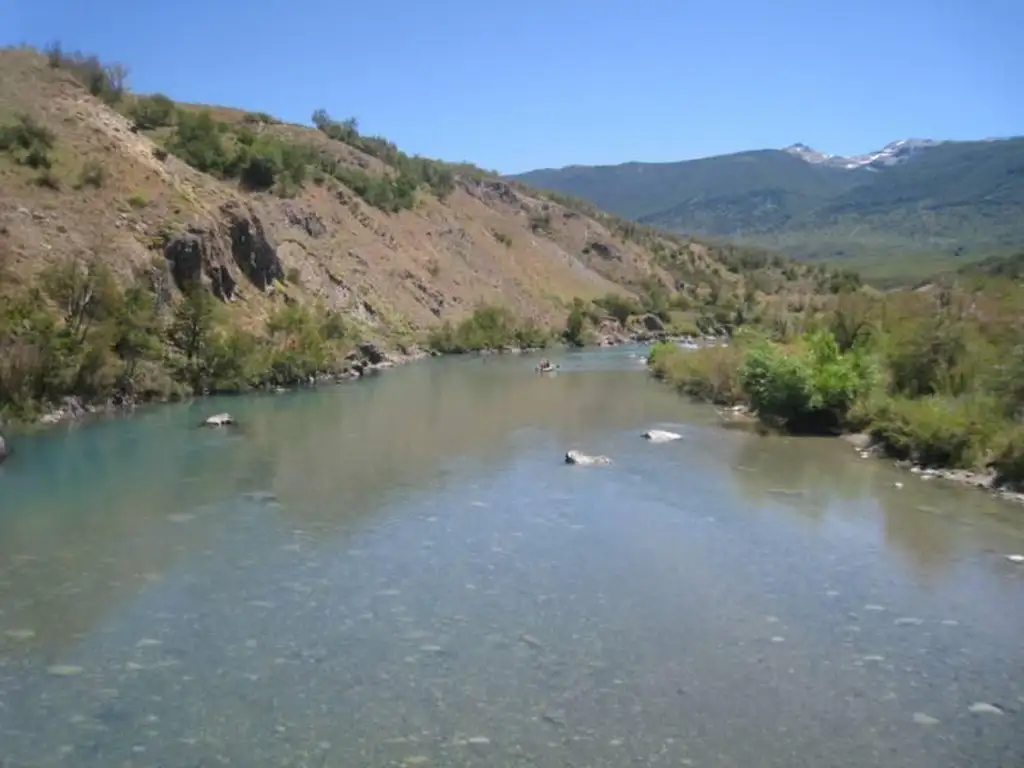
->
[0, 346, 1022, 767]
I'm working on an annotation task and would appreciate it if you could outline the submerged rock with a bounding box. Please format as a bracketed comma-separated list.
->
[201, 413, 235, 427]
[565, 450, 612, 467]
[642, 429, 682, 443]
[0, 433, 7, 464]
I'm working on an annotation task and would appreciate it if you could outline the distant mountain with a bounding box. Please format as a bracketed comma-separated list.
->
[510, 137, 1024, 276]
[783, 139, 944, 170]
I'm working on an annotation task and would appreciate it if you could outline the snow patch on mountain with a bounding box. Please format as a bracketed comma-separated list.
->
[784, 139, 944, 170]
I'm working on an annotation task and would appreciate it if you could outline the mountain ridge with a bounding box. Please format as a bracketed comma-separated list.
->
[510, 135, 1024, 279]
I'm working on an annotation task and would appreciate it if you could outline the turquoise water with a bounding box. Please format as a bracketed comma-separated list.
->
[1, 346, 1022, 767]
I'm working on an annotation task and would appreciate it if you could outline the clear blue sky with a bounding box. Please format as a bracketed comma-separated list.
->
[7, 0, 1023, 173]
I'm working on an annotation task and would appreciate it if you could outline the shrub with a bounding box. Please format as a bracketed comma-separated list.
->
[129, 94, 176, 129]
[648, 342, 746, 406]
[740, 330, 877, 433]
[594, 293, 642, 327]
[991, 427, 1024, 488]
[0, 113, 56, 168]
[564, 299, 589, 347]
[44, 42, 128, 104]
[76, 159, 106, 189]
[169, 110, 230, 175]
[427, 305, 547, 353]
[866, 395, 1001, 469]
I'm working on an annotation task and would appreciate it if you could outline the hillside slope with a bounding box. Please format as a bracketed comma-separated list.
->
[0, 46, 836, 420]
[511, 138, 1024, 275]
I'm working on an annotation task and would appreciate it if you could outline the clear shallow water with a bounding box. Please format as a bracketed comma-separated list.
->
[1, 346, 1022, 767]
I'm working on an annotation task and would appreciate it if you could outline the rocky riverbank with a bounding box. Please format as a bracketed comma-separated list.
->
[12, 341, 428, 436]
[841, 433, 1024, 506]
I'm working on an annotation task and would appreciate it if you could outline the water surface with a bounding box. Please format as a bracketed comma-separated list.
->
[1, 347, 1022, 767]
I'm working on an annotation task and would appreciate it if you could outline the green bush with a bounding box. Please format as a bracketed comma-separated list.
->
[740, 330, 877, 433]
[169, 110, 230, 175]
[0, 113, 56, 168]
[991, 427, 1024, 488]
[866, 395, 1000, 469]
[564, 298, 590, 347]
[594, 293, 642, 327]
[647, 341, 746, 406]
[427, 305, 549, 353]
[129, 94, 176, 129]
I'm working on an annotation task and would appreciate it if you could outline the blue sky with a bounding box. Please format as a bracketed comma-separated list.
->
[7, 0, 1023, 173]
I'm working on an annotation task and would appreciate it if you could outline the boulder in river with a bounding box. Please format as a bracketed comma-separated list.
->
[0, 433, 8, 464]
[201, 413, 235, 427]
[642, 429, 682, 443]
[564, 450, 612, 467]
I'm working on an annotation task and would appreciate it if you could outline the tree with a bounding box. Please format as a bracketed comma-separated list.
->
[40, 259, 119, 344]
[112, 285, 163, 391]
[564, 298, 588, 347]
[129, 93, 175, 129]
[169, 283, 218, 392]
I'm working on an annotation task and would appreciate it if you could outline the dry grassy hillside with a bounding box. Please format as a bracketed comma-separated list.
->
[0, 46, 836, 338]
[0, 45, 853, 424]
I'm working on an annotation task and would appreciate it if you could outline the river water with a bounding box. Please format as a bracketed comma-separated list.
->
[1, 347, 1022, 767]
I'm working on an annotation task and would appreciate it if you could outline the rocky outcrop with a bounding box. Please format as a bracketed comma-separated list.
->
[39, 396, 89, 425]
[223, 204, 284, 290]
[162, 229, 236, 299]
[357, 341, 389, 365]
[582, 240, 623, 263]
[641, 313, 665, 332]
[163, 232, 206, 290]
[283, 204, 327, 238]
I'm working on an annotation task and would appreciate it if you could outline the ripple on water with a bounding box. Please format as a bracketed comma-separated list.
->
[1, 351, 1022, 767]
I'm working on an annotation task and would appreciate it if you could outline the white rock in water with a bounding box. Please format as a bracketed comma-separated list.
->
[47, 665, 85, 677]
[968, 702, 1004, 715]
[201, 413, 235, 427]
[642, 429, 682, 443]
[1005, 554, 1024, 564]
[564, 450, 612, 467]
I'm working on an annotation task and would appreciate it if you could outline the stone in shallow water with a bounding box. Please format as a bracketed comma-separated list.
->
[466, 737, 491, 746]
[47, 665, 85, 677]
[167, 513, 195, 523]
[968, 702, 1004, 715]
[4, 628, 36, 640]
[913, 712, 940, 726]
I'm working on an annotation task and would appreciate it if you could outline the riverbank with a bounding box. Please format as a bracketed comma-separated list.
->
[648, 337, 1024, 504]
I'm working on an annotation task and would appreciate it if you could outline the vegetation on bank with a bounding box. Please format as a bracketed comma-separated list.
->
[648, 279, 1024, 487]
[0, 259, 364, 423]
[426, 305, 552, 353]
